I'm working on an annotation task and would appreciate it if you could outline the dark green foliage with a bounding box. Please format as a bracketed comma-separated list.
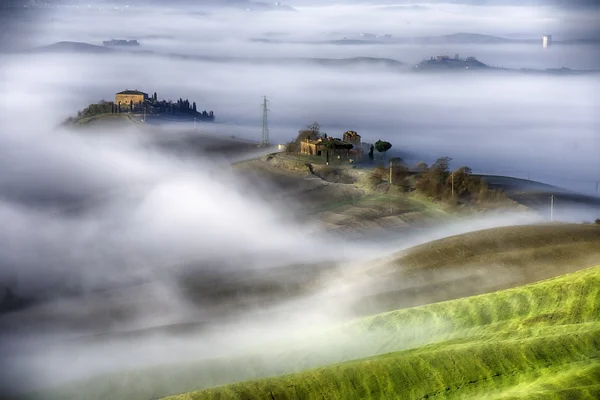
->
[149, 97, 214, 120]
[595, 219, 600, 225]
[374, 140, 392, 159]
[75, 101, 116, 119]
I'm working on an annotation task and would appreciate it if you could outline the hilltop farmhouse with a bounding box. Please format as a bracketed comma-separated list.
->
[115, 89, 148, 108]
[300, 130, 363, 159]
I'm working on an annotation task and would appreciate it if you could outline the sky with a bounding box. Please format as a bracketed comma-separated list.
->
[0, 0, 599, 396]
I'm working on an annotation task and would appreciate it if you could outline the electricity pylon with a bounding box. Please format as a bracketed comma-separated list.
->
[260, 95, 270, 147]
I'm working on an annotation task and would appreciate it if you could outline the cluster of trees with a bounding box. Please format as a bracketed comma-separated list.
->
[414, 157, 507, 203]
[74, 101, 116, 119]
[70, 100, 138, 118]
[151, 98, 213, 118]
[368, 156, 507, 205]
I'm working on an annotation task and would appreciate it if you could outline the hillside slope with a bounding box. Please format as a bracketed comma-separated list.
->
[168, 264, 600, 400]
[344, 223, 600, 316]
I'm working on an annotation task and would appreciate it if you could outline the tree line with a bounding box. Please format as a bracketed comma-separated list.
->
[65, 94, 215, 124]
[369, 156, 509, 205]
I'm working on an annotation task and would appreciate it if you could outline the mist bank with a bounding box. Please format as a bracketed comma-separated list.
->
[2, 47, 598, 196]
[20, 41, 600, 75]
[0, 102, 558, 396]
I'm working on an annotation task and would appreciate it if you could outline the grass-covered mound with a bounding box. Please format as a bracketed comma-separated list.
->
[167, 264, 600, 399]
[352, 223, 600, 315]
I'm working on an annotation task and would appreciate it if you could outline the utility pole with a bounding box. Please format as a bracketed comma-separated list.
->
[451, 172, 454, 197]
[389, 160, 393, 185]
[550, 194, 555, 221]
[260, 95, 270, 147]
[143, 106, 146, 123]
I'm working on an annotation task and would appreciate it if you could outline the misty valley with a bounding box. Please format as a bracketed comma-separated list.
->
[1, 1, 600, 400]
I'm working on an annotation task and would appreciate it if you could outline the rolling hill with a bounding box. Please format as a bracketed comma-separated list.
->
[29, 41, 114, 54]
[165, 263, 600, 400]
[349, 223, 600, 315]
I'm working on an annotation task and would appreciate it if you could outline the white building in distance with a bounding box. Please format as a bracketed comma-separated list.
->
[542, 35, 552, 48]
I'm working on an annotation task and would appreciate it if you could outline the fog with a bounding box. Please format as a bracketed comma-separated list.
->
[4, 47, 598, 194]
[0, 112, 545, 395]
[0, 0, 599, 397]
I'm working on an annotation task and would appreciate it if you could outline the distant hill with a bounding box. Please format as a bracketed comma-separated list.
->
[30, 41, 115, 54]
[417, 32, 519, 44]
[414, 55, 489, 70]
[25, 42, 405, 69]
[253, 32, 599, 46]
[294, 56, 406, 68]
[25, 41, 598, 76]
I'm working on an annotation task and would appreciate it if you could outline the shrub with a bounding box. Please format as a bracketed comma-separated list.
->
[389, 164, 410, 190]
[367, 165, 386, 188]
[285, 141, 298, 154]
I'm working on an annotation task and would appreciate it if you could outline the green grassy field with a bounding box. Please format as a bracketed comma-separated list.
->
[166, 264, 600, 400]
[71, 113, 139, 125]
